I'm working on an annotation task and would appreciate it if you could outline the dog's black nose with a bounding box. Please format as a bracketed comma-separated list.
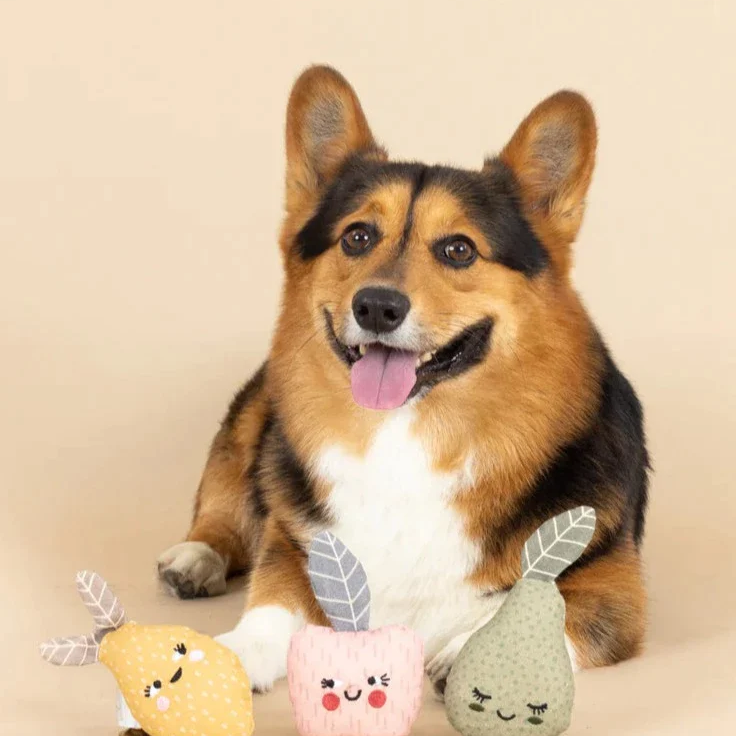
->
[352, 287, 410, 334]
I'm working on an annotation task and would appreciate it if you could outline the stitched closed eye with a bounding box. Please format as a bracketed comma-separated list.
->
[472, 687, 492, 703]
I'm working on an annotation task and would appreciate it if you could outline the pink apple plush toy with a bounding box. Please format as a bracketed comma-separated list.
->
[287, 532, 424, 736]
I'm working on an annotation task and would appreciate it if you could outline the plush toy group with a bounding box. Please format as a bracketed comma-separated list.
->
[41, 507, 595, 736]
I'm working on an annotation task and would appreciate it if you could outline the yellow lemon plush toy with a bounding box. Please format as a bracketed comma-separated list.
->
[40, 571, 255, 736]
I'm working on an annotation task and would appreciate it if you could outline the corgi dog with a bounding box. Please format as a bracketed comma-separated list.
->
[157, 66, 649, 696]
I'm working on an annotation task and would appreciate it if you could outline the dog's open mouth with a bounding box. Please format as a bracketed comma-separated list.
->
[324, 310, 493, 410]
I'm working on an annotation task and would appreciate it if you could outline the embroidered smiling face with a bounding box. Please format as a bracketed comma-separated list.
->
[466, 684, 552, 729]
[99, 623, 254, 736]
[140, 641, 206, 711]
[445, 580, 574, 736]
[319, 672, 392, 710]
[288, 625, 424, 736]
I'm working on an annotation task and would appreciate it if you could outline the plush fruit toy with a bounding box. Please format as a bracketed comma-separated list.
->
[287, 532, 424, 736]
[444, 507, 597, 736]
[40, 571, 255, 736]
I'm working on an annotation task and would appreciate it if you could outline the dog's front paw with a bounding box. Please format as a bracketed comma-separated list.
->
[157, 541, 227, 599]
[216, 605, 303, 693]
[426, 631, 473, 701]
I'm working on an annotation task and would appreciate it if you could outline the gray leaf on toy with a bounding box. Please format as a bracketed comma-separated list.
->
[308, 532, 370, 632]
[76, 570, 126, 632]
[39, 632, 105, 666]
[521, 506, 596, 582]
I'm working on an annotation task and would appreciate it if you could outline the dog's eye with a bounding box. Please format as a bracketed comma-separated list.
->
[321, 678, 336, 689]
[437, 238, 477, 267]
[527, 703, 548, 716]
[173, 643, 187, 661]
[341, 224, 375, 256]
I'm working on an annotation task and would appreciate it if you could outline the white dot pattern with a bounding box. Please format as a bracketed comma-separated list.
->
[100, 623, 254, 736]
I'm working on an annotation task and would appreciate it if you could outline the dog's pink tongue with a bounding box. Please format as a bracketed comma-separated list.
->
[351, 345, 418, 410]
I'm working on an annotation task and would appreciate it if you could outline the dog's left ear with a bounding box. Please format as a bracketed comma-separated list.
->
[284, 66, 382, 215]
[492, 91, 597, 265]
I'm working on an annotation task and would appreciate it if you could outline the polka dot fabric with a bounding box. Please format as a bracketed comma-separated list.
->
[100, 623, 254, 736]
[445, 580, 574, 736]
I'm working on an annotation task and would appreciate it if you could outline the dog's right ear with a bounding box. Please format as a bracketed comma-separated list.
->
[285, 66, 382, 215]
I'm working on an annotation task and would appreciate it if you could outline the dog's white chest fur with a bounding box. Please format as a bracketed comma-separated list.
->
[315, 408, 491, 658]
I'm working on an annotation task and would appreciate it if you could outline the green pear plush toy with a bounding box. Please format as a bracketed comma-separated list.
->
[445, 506, 596, 736]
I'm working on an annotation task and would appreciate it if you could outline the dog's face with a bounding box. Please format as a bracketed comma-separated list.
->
[273, 67, 597, 421]
[299, 159, 551, 411]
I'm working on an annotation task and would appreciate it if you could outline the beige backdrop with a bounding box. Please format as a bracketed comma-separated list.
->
[2, 2, 734, 734]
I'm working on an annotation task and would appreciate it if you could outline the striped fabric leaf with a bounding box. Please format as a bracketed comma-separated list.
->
[39, 632, 104, 666]
[76, 570, 126, 633]
[521, 506, 597, 582]
[308, 532, 370, 632]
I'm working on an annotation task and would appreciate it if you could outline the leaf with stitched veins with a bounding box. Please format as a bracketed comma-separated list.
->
[39, 571, 126, 666]
[76, 570, 126, 633]
[521, 506, 597, 582]
[308, 532, 371, 632]
[39, 632, 106, 666]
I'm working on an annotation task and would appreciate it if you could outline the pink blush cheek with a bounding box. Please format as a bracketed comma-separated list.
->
[156, 696, 170, 712]
[322, 693, 340, 711]
[368, 690, 387, 709]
